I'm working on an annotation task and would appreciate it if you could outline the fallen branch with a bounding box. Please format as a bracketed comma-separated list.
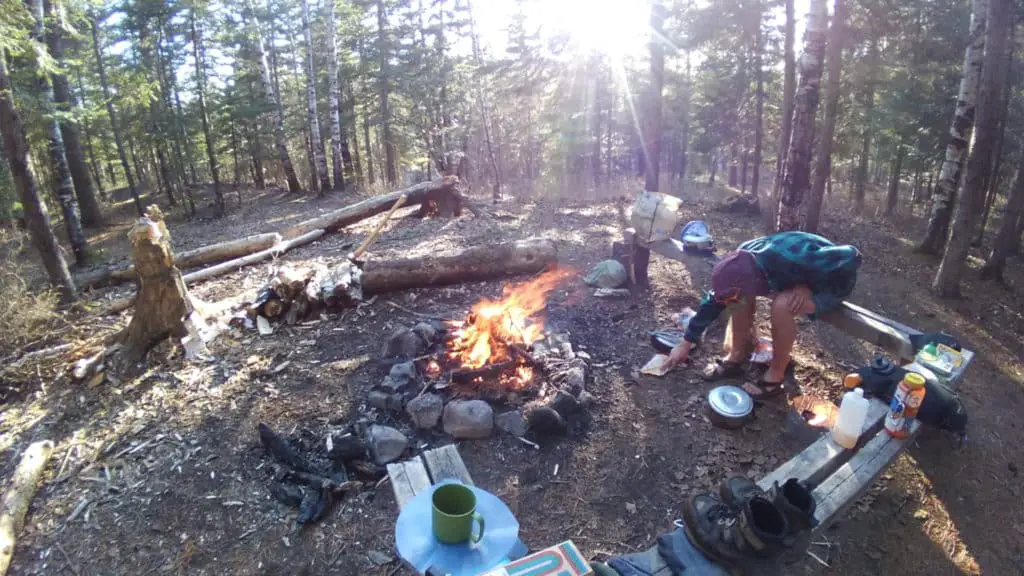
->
[351, 194, 407, 259]
[0, 440, 55, 576]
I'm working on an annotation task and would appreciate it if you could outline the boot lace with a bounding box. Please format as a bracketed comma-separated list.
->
[707, 504, 739, 527]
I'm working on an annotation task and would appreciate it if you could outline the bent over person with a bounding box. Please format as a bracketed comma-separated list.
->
[665, 231, 862, 398]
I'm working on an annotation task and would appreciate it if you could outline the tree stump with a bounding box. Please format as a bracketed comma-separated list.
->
[114, 206, 196, 369]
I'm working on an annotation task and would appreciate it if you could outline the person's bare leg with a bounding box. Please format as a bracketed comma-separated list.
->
[744, 290, 814, 396]
[723, 297, 756, 363]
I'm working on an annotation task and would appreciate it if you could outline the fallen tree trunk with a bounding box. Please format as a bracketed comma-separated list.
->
[105, 229, 325, 315]
[361, 238, 558, 294]
[0, 440, 54, 576]
[282, 176, 459, 239]
[75, 232, 283, 290]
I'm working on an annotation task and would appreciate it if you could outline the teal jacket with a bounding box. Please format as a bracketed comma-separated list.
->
[683, 232, 862, 343]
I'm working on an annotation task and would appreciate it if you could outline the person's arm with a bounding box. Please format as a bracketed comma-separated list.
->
[683, 292, 726, 344]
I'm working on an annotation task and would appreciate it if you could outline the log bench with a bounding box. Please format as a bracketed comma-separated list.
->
[623, 229, 975, 530]
[387, 444, 529, 575]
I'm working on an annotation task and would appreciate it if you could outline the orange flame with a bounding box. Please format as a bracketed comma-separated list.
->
[448, 268, 573, 387]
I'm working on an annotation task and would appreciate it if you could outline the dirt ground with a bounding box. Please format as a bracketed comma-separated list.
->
[1, 182, 1023, 576]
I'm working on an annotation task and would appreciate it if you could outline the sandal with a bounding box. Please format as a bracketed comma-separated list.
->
[702, 358, 747, 381]
[744, 379, 786, 401]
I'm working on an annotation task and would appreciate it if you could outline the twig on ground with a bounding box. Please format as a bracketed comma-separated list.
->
[806, 549, 831, 568]
[516, 436, 540, 450]
[54, 542, 80, 576]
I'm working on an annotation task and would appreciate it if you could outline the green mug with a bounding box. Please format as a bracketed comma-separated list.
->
[432, 484, 485, 544]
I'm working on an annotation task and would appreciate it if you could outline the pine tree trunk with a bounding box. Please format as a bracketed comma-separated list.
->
[642, 2, 666, 192]
[360, 51, 376, 187]
[805, 0, 847, 233]
[377, 0, 397, 185]
[852, 37, 877, 213]
[918, 0, 987, 255]
[0, 51, 77, 302]
[29, 0, 86, 265]
[980, 161, 1024, 280]
[157, 26, 191, 196]
[769, 0, 796, 228]
[344, 81, 361, 185]
[975, 38, 1014, 246]
[245, 0, 301, 193]
[934, 0, 1009, 297]
[751, 21, 764, 200]
[91, 18, 142, 215]
[884, 145, 902, 216]
[776, 0, 828, 232]
[325, 0, 346, 191]
[191, 9, 224, 216]
[301, 0, 330, 194]
[46, 0, 102, 228]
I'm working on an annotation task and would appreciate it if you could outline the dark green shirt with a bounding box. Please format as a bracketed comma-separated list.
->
[683, 232, 862, 343]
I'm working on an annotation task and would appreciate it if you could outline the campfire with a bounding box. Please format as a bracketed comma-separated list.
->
[442, 269, 573, 391]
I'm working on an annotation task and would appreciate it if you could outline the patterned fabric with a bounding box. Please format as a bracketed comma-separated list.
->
[683, 232, 861, 344]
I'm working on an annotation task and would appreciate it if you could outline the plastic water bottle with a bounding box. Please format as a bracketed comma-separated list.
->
[832, 388, 869, 449]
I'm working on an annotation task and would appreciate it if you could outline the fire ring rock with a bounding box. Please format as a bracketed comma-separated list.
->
[366, 424, 409, 465]
[495, 410, 528, 437]
[382, 327, 426, 360]
[443, 400, 495, 439]
[406, 393, 444, 429]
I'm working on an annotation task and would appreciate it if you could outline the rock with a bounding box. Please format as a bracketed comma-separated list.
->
[406, 393, 444, 429]
[389, 361, 417, 383]
[495, 410, 528, 437]
[368, 390, 404, 412]
[550, 390, 582, 417]
[578, 390, 596, 408]
[382, 327, 426, 360]
[584, 259, 628, 289]
[367, 550, 393, 566]
[326, 431, 366, 462]
[366, 425, 408, 465]
[526, 406, 567, 435]
[443, 400, 494, 439]
[563, 365, 586, 392]
[412, 322, 437, 345]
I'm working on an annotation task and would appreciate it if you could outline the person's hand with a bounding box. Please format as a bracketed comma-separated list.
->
[666, 339, 694, 369]
[788, 284, 813, 314]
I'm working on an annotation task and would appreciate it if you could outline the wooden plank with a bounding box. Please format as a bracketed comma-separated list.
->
[811, 422, 918, 528]
[822, 305, 916, 361]
[387, 460, 432, 509]
[421, 444, 474, 485]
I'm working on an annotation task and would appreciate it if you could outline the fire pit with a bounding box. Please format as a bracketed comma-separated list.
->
[369, 269, 592, 441]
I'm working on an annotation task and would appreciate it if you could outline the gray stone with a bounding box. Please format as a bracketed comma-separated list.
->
[443, 400, 494, 439]
[526, 406, 567, 435]
[495, 410, 528, 437]
[412, 322, 437, 346]
[382, 327, 426, 360]
[389, 361, 417, 383]
[326, 432, 365, 462]
[368, 390, 404, 412]
[406, 393, 444, 429]
[366, 424, 408, 465]
[564, 365, 586, 392]
[578, 390, 596, 408]
[550, 390, 581, 417]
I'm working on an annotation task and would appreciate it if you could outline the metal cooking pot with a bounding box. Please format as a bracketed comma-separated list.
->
[707, 385, 754, 429]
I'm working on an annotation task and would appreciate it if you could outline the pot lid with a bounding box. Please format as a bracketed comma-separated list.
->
[707, 385, 753, 418]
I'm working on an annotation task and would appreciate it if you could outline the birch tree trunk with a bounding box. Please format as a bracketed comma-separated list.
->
[377, 0, 397, 185]
[805, 0, 847, 233]
[776, 0, 828, 232]
[91, 17, 143, 216]
[45, 0, 103, 228]
[0, 50, 77, 303]
[191, 9, 224, 216]
[245, 0, 302, 193]
[28, 0, 87, 265]
[325, 0, 346, 190]
[768, 0, 796, 228]
[853, 36, 878, 212]
[934, 0, 1009, 297]
[301, 0, 330, 194]
[917, 0, 988, 255]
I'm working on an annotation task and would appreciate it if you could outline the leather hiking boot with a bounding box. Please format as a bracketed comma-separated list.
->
[682, 493, 749, 568]
[736, 495, 789, 558]
[719, 475, 765, 506]
[767, 478, 817, 548]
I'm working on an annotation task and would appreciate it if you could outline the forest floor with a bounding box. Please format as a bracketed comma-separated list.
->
[1, 180, 1023, 576]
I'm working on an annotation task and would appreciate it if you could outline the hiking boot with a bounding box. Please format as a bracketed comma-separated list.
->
[767, 479, 818, 547]
[682, 493, 749, 567]
[719, 475, 765, 506]
[736, 495, 789, 558]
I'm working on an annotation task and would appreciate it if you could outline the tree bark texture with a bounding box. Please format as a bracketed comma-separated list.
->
[301, 0, 331, 194]
[981, 160, 1024, 280]
[0, 51, 77, 303]
[752, 16, 764, 200]
[853, 36, 877, 213]
[91, 18, 143, 215]
[246, 0, 301, 193]
[769, 0, 796, 227]
[934, 0, 1009, 297]
[884, 145, 903, 216]
[45, 0, 102, 228]
[28, 0, 87, 265]
[805, 0, 847, 233]
[976, 38, 1014, 245]
[361, 238, 557, 295]
[776, 0, 828, 232]
[191, 10, 224, 216]
[918, 0, 987, 255]
[377, 0, 397, 185]
[644, 2, 667, 192]
[325, 0, 346, 190]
